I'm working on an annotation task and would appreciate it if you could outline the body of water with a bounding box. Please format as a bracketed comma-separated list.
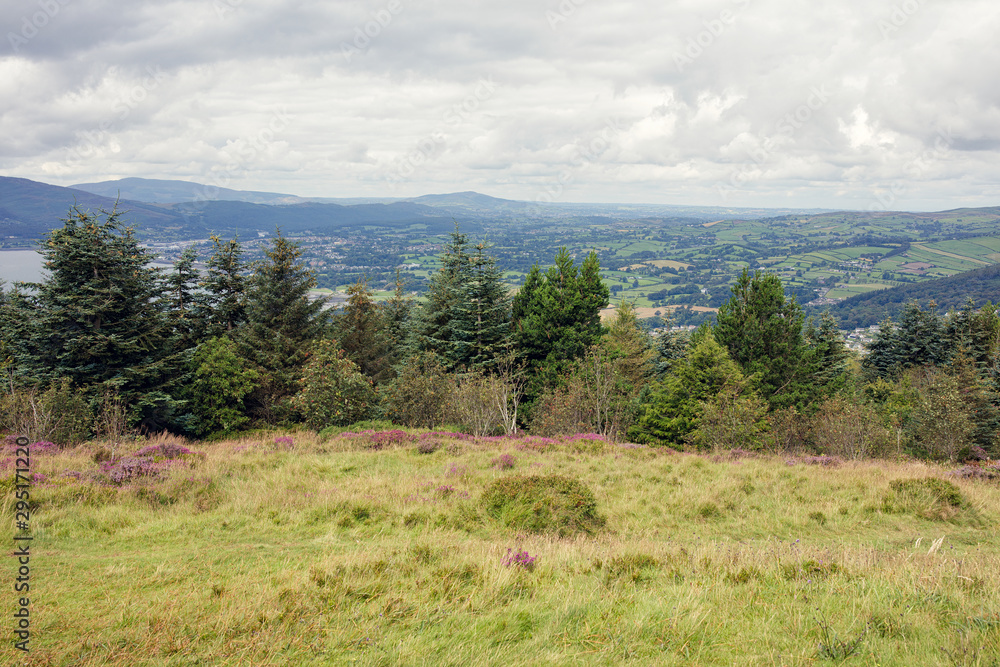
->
[0, 250, 46, 284]
[0, 250, 175, 286]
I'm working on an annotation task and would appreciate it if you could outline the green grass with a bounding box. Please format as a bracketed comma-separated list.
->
[6, 432, 1000, 665]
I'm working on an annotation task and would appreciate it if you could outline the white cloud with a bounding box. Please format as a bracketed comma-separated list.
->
[1, 0, 999, 209]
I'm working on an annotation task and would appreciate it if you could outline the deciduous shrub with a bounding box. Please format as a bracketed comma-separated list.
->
[481, 474, 604, 536]
[188, 336, 258, 436]
[0, 379, 91, 445]
[381, 353, 453, 429]
[290, 339, 375, 430]
[811, 396, 893, 459]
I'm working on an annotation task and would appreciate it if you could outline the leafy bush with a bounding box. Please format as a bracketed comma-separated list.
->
[381, 353, 453, 429]
[290, 339, 376, 430]
[187, 336, 258, 436]
[811, 396, 893, 459]
[687, 385, 769, 452]
[481, 474, 604, 536]
[450, 372, 520, 437]
[0, 379, 91, 445]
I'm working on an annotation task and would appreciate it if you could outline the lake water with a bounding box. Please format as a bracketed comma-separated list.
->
[0, 250, 174, 286]
[0, 250, 46, 284]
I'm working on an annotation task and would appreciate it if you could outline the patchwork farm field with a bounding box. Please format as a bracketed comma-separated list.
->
[6, 431, 1000, 665]
[313, 206, 1000, 328]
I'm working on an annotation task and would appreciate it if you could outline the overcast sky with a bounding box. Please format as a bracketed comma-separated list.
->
[2, 0, 999, 210]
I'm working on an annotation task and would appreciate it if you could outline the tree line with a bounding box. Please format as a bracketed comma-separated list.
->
[2, 206, 999, 462]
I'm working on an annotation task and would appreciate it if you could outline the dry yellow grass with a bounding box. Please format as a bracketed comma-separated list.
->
[4, 432, 999, 665]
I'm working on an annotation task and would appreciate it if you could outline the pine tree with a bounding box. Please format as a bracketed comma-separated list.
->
[238, 230, 327, 422]
[800, 311, 850, 404]
[411, 227, 472, 367]
[714, 269, 807, 409]
[863, 301, 949, 379]
[334, 277, 395, 384]
[166, 246, 200, 351]
[197, 235, 248, 340]
[452, 243, 511, 371]
[14, 207, 180, 428]
[947, 299, 1000, 373]
[632, 328, 754, 446]
[511, 248, 610, 392]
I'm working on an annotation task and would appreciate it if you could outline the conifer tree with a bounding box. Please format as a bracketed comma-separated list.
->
[197, 235, 248, 340]
[714, 269, 807, 409]
[334, 277, 395, 384]
[863, 301, 949, 379]
[166, 246, 200, 351]
[411, 227, 471, 367]
[452, 243, 511, 371]
[238, 230, 327, 422]
[632, 328, 755, 445]
[411, 229, 511, 372]
[512, 248, 610, 392]
[9, 207, 181, 427]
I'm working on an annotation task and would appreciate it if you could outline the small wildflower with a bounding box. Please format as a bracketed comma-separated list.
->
[502, 548, 537, 571]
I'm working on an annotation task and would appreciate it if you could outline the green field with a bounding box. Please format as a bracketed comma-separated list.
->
[9, 431, 1000, 665]
[298, 206, 1000, 326]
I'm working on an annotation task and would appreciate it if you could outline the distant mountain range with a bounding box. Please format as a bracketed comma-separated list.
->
[0, 175, 842, 245]
[0, 176, 470, 244]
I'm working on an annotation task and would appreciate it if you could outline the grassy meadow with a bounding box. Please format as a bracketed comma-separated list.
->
[4, 430, 1000, 666]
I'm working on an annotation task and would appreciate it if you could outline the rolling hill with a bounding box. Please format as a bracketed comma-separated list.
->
[812, 262, 1000, 328]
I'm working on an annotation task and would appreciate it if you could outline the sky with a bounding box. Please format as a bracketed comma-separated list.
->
[2, 0, 1000, 211]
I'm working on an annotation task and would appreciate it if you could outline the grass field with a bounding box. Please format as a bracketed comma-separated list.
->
[5, 431, 1000, 665]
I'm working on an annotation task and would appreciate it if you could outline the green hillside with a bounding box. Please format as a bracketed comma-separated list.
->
[815, 263, 1000, 328]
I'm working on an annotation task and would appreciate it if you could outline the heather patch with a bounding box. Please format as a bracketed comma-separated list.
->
[491, 454, 516, 470]
[950, 461, 1000, 481]
[134, 441, 201, 460]
[502, 548, 537, 571]
[98, 457, 175, 486]
[341, 429, 413, 449]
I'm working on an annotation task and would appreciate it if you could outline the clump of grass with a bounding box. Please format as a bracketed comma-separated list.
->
[696, 502, 723, 521]
[783, 559, 844, 581]
[603, 553, 660, 584]
[481, 474, 604, 536]
[814, 612, 867, 661]
[883, 477, 971, 522]
[809, 510, 828, 525]
[725, 566, 764, 584]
